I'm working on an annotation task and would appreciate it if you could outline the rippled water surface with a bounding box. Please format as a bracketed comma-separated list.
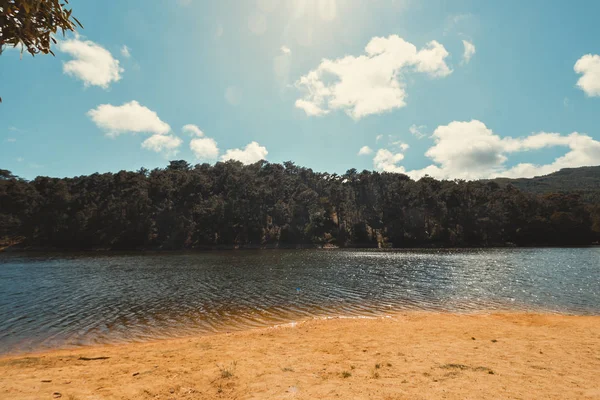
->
[1, 248, 599, 354]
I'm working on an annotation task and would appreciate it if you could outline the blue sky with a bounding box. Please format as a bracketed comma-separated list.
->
[1, 0, 599, 180]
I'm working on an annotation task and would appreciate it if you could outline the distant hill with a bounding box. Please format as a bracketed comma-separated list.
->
[490, 166, 600, 203]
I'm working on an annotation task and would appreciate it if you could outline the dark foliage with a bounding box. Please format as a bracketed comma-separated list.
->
[1, 161, 598, 250]
[0, 0, 82, 56]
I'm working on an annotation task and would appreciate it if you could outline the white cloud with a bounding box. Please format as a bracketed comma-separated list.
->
[415, 120, 507, 179]
[187, 130, 267, 164]
[389, 120, 600, 180]
[295, 35, 452, 119]
[376, 134, 383, 143]
[462, 40, 475, 64]
[120, 45, 131, 58]
[182, 124, 204, 137]
[409, 124, 427, 139]
[190, 137, 219, 160]
[373, 149, 405, 173]
[281, 45, 291, 54]
[413, 40, 452, 77]
[392, 141, 410, 151]
[16, 157, 24, 163]
[358, 146, 373, 155]
[57, 38, 123, 88]
[295, 99, 329, 116]
[221, 141, 268, 164]
[574, 54, 600, 97]
[501, 133, 600, 178]
[6, 138, 16, 143]
[142, 134, 183, 157]
[87, 101, 171, 137]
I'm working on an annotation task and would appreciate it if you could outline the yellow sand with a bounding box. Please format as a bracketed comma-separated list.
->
[1, 313, 599, 399]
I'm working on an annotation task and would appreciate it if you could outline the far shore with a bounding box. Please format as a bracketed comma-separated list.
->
[2, 243, 599, 253]
[1, 312, 599, 399]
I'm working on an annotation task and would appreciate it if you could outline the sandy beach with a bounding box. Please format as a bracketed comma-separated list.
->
[1, 313, 599, 399]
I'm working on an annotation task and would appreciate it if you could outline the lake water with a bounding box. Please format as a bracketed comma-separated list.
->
[1, 248, 599, 355]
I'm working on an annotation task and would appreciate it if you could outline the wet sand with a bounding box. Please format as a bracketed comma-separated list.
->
[1, 313, 599, 399]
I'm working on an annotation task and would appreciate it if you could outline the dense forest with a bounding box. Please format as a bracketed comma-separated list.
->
[1, 161, 599, 250]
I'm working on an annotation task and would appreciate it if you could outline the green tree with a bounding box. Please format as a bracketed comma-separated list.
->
[1, 0, 83, 103]
[0, 163, 598, 250]
[0, 0, 82, 56]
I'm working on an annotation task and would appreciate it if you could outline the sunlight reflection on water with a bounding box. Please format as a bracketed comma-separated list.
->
[0, 248, 598, 354]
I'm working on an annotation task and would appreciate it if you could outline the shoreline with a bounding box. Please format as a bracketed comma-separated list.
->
[2, 312, 599, 399]
[2, 244, 599, 254]
[2, 308, 595, 359]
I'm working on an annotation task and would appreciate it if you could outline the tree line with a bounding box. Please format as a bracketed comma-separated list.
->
[1, 161, 599, 250]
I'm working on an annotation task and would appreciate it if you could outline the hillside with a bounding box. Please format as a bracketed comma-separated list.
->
[491, 166, 600, 203]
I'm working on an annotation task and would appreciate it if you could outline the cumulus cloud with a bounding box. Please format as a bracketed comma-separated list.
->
[462, 40, 475, 64]
[358, 146, 373, 156]
[88, 101, 180, 157]
[57, 38, 123, 88]
[373, 149, 406, 173]
[574, 54, 600, 97]
[190, 137, 219, 160]
[221, 141, 268, 164]
[142, 134, 182, 157]
[412, 40, 452, 77]
[383, 120, 600, 180]
[87, 101, 171, 137]
[185, 127, 267, 164]
[413, 120, 507, 179]
[500, 133, 600, 178]
[295, 35, 452, 119]
[182, 124, 204, 137]
[376, 134, 383, 143]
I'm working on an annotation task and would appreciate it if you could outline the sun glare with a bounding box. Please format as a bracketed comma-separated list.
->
[291, 0, 338, 21]
[250, 0, 351, 47]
